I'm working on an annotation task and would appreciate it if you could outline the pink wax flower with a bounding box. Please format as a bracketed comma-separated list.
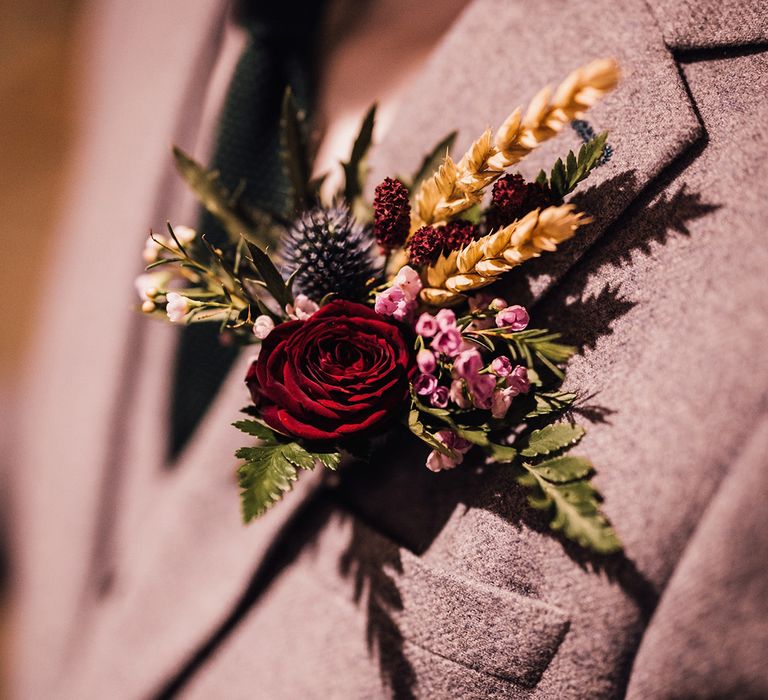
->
[435, 308, 457, 331]
[449, 379, 471, 408]
[416, 348, 437, 374]
[430, 385, 449, 408]
[432, 328, 463, 356]
[506, 365, 531, 395]
[491, 388, 514, 419]
[375, 285, 414, 321]
[393, 265, 423, 301]
[469, 373, 497, 410]
[413, 373, 438, 396]
[425, 429, 473, 472]
[415, 312, 439, 338]
[496, 304, 530, 331]
[491, 356, 513, 377]
[454, 348, 483, 379]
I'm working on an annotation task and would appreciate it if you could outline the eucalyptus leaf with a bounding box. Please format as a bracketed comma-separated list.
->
[280, 88, 313, 212]
[342, 103, 377, 204]
[245, 239, 292, 309]
[172, 146, 276, 248]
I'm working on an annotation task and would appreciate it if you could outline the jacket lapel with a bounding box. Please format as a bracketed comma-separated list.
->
[369, 0, 704, 304]
[59, 0, 705, 697]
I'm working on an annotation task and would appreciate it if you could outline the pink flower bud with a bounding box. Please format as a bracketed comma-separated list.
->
[491, 356, 513, 377]
[506, 365, 531, 395]
[435, 308, 457, 331]
[491, 388, 513, 419]
[432, 328, 463, 356]
[430, 385, 449, 408]
[454, 348, 483, 379]
[426, 450, 459, 472]
[393, 265, 422, 302]
[449, 379, 471, 408]
[413, 373, 438, 396]
[496, 304, 529, 331]
[415, 313, 439, 338]
[469, 373, 497, 410]
[489, 297, 508, 311]
[435, 429, 472, 454]
[417, 349, 437, 374]
[375, 286, 414, 321]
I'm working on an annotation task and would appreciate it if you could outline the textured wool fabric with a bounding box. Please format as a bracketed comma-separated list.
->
[645, 0, 768, 49]
[8, 0, 768, 698]
[626, 412, 768, 699]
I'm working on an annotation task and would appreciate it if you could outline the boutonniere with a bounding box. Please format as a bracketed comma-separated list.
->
[137, 58, 622, 554]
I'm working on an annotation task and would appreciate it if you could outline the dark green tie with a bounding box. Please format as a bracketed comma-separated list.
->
[169, 3, 324, 459]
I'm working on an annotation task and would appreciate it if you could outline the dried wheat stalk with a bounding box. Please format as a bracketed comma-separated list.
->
[421, 205, 592, 305]
[412, 58, 619, 230]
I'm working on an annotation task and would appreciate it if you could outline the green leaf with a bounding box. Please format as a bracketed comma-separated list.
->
[172, 146, 276, 248]
[527, 455, 594, 483]
[280, 88, 313, 212]
[410, 130, 458, 189]
[525, 391, 577, 418]
[237, 443, 303, 521]
[544, 131, 608, 199]
[245, 239, 292, 309]
[232, 419, 278, 442]
[489, 443, 518, 463]
[315, 451, 341, 471]
[342, 103, 377, 204]
[521, 423, 585, 457]
[407, 410, 455, 457]
[236, 440, 339, 522]
[521, 466, 622, 554]
[454, 427, 490, 446]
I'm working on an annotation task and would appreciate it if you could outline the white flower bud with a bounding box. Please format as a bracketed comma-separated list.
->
[166, 292, 191, 323]
[286, 294, 319, 321]
[252, 315, 275, 339]
[173, 225, 196, 246]
[142, 236, 163, 263]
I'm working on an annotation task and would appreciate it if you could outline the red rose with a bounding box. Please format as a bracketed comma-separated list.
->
[247, 300, 415, 442]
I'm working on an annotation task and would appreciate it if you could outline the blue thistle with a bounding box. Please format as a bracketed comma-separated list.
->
[280, 205, 382, 301]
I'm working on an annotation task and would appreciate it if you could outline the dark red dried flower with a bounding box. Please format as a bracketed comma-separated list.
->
[491, 173, 528, 216]
[373, 177, 411, 251]
[407, 220, 479, 266]
[487, 173, 555, 231]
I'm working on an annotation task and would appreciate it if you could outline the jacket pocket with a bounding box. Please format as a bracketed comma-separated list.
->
[322, 508, 571, 689]
[392, 549, 570, 688]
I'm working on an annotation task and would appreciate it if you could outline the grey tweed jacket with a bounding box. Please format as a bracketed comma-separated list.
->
[8, 0, 768, 698]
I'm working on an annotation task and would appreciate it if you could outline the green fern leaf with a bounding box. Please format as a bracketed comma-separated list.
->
[236, 442, 339, 521]
[528, 455, 594, 483]
[521, 423, 585, 457]
[523, 470, 621, 554]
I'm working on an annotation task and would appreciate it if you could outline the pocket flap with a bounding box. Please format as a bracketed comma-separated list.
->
[393, 550, 570, 687]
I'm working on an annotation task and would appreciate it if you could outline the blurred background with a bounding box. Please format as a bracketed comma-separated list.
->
[0, 0, 82, 691]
